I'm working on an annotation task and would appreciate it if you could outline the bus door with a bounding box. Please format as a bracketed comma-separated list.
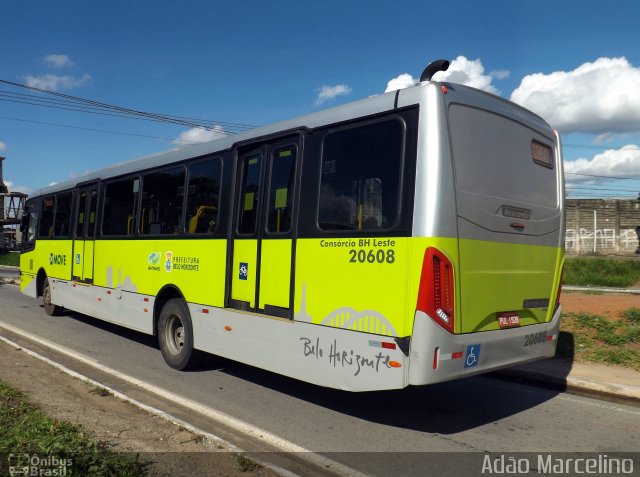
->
[228, 138, 298, 318]
[72, 184, 99, 283]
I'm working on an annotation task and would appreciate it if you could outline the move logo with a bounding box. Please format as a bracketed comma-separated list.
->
[49, 253, 67, 266]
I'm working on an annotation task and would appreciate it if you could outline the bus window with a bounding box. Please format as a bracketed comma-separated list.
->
[38, 196, 55, 237]
[237, 153, 261, 235]
[185, 158, 221, 234]
[140, 166, 185, 235]
[102, 177, 140, 236]
[266, 146, 295, 234]
[23, 199, 39, 243]
[87, 189, 98, 238]
[318, 120, 403, 231]
[54, 192, 73, 237]
[75, 191, 88, 238]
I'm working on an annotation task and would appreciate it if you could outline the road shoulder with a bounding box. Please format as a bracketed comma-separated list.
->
[0, 339, 278, 477]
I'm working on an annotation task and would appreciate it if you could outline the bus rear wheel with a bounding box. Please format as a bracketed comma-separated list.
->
[158, 298, 203, 370]
[42, 277, 61, 316]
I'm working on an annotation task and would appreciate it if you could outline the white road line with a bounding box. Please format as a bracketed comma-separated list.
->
[0, 321, 369, 477]
[0, 333, 238, 451]
[558, 395, 640, 416]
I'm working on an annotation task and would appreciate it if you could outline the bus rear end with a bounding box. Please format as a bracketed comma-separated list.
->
[408, 83, 564, 385]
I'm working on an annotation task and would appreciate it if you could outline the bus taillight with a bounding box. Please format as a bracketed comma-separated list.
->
[554, 265, 564, 313]
[417, 247, 455, 333]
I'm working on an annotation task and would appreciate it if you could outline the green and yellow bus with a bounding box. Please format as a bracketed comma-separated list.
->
[20, 61, 564, 391]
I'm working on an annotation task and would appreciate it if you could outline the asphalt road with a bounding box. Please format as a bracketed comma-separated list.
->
[0, 282, 638, 476]
[0, 265, 19, 280]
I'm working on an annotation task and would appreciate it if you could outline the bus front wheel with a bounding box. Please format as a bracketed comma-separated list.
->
[42, 277, 61, 316]
[158, 298, 203, 370]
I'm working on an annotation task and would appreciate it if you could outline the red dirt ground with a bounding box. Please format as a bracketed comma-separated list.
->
[562, 292, 640, 320]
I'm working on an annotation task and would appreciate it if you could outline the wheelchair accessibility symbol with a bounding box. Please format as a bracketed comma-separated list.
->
[239, 262, 248, 280]
[464, 344, 481, 368]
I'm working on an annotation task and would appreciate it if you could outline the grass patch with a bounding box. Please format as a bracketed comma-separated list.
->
[622, 308, 640, 323]
[557, 309, 640, 370]
[0, 252, 19, 267]
[232, 453, 262, 472]
[0, 380, 147, 476]
[89, 385, 112, 397]
[563, 258, 640, 288]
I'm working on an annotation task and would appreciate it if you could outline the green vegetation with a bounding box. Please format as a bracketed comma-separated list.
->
[556, 310, 640, 370]
[0, 380, 147, 476]
[563, 258, 640, 288]
[232, 454, 263, 472]
[0, 252, 19, 267]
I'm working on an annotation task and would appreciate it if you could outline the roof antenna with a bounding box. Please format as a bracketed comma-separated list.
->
[420, 59, 450, 82]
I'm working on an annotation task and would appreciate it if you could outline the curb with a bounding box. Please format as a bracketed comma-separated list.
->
[563, 285, 640, 295]
[498, 367, 640, 407]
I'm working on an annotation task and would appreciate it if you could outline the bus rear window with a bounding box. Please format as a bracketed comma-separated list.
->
[318, 119, 404, 232]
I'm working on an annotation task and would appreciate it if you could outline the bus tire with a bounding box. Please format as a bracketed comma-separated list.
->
[158, 298, 203, 370]
[42, 277, 61, 316]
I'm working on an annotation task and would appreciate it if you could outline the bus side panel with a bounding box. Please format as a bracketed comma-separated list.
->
[93, 239, 226, 306]
[192, 306, 408, 391]
[294, 237, 411, 338]
[34, 239, 73, 281]
[19, 250, 37, 297]
[18, 239, 73, 298]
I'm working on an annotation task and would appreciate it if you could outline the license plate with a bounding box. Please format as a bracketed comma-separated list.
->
[497, 311, 521, 328]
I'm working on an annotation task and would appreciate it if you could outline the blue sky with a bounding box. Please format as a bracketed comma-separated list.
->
[2, 0, 640, 199]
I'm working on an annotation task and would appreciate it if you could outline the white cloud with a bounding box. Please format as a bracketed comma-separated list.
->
[491, 69, 510, 80]
[0, 141, 6, 152]
[384, 56, 506, 94]
[510, 57, 640, 134]
[385, 73, 418, 93]
[2, 180, 32, 195]
[173, 126, 228, 145]
[432, 56, 501, 94]
[24, 73, 91, 91]
[315, 84, 352, 105]
[43, 54, 74, 68]
[564, 145, 640, 183]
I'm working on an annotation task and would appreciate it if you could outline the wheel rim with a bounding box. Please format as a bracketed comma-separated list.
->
[164, 314, 185, 355]
[43, 284, 51, 307]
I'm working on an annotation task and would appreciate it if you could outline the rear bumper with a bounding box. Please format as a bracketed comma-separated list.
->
[408, 305, 562, 385]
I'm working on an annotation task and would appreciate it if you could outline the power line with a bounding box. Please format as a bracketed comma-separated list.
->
[568, 185, 640, 192]
[0, 79, 258, 135]
[0, 114, 215, 144]
[0, 88, 256, 128]
[563, 143, 640, 151]
[0, 90, 254, 132]
[565, 172, 640, 181]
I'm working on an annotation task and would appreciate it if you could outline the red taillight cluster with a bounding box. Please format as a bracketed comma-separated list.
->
[417, 247, 455, 333]
[554, 265, 564, 313]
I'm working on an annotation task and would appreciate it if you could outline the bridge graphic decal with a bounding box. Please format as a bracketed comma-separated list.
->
[296, 283, 398, 337]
